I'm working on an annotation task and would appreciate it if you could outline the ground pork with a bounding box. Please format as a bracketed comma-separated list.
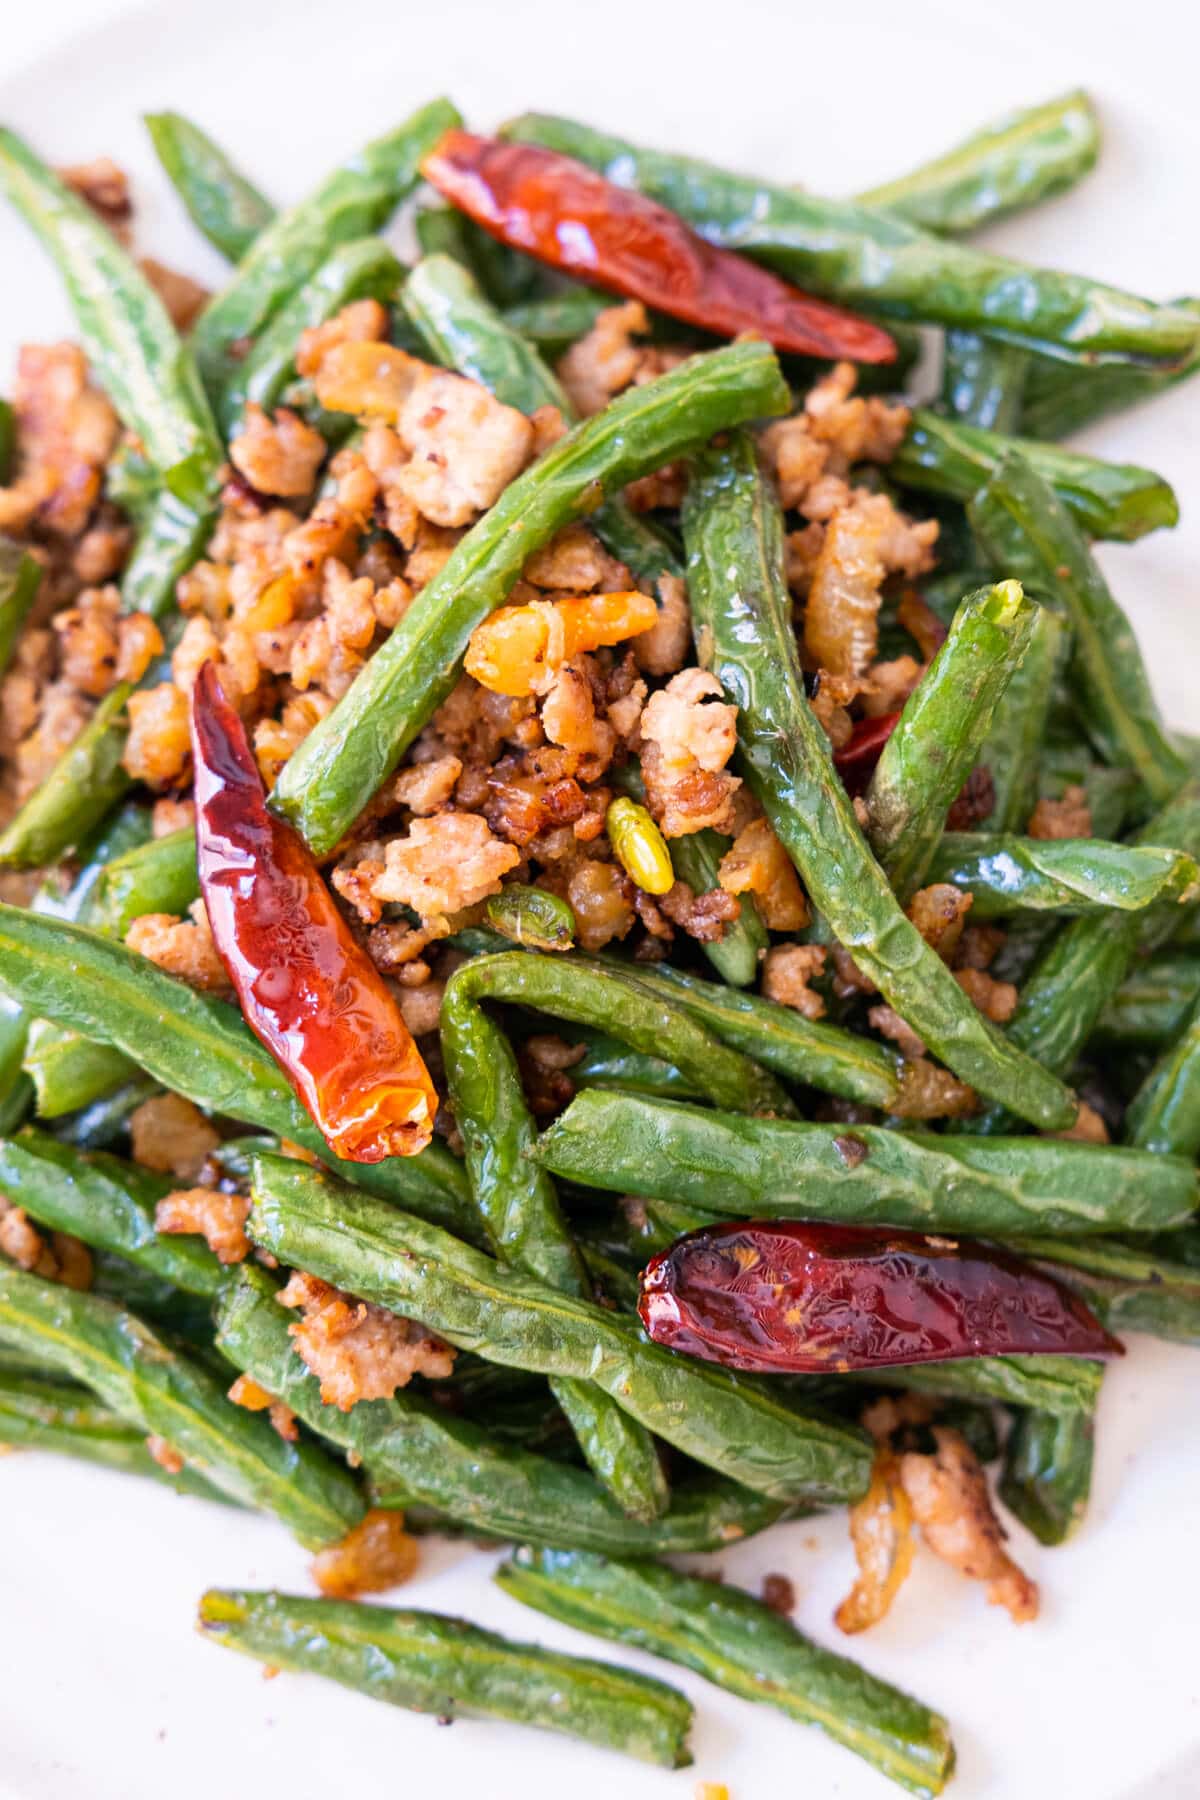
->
[227, 1373, 298, 1441]
[762, 944, 827, 1019]
[1028, 783, 1093, 840]
[123, 682, 192, 789]
[0, 1197, 92, 1289]
[310, 1508, 420, 1599]
[657, 880, 741, 944]
[946, 764, 997, 831]
[557, 301, 651, 416]
[718, 817, 809, 930]
[907, 884, 974, 963]
[803, 493, 890, 678]
[155, 1186, 251, 1265]
[395, 978, 445, 1038]
[640, 668, 740, 838]
[809, 669, 870, 750]
[392, 754, 463, 815]
[371, 812, 520, 919]
[126, 899, 230, 993]
[862, 654, 922, 717]
[151, 796, 196, 837]
[1052, 1099, 1111, 1144]
[899, 1428, 1039, 1624]
[295, 299, 390, 380]
[59, 156, 132, 241]
[0, 343, 119, 538]
[130, 1093, 220, 1181]
[955, 965, 1018, 1023]
[9, 681, 93, 801]
[891, 1059, 978, 1121]
[540, 659, 617, 775]
[632, 574, 691, 677]
[566, 856, 636, 950]
[868, 1003, 928, 1061]
[229, 404, 326, 498]
[523, 522, 629, 593]
[278, 1270, 455, 1411]
[138, 258, 210, 332]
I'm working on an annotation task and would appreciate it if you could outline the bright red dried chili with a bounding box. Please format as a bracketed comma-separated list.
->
[639, 1220, 1121, 1372]
[832, 711, 901, 797]
[420, 130, 897, 365]
[190, 663, 438, 1163]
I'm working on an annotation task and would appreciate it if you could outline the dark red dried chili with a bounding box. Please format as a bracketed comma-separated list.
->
[639, 1220, 1121, 1372]
[420, 131, 897, 365]
[832, 711, 901, 797]
[190, 663, 438, 1163]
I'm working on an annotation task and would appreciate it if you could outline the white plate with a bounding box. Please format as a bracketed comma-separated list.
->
[1, 4, 1198, 1797]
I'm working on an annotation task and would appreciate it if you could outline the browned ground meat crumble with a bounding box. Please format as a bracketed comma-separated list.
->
[277, 1270, 456, 1410]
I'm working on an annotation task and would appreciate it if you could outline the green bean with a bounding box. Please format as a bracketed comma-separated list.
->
[216, 1263, 791, 1554]
[0, 396, 13, 481]
[1123, 991, 1200, 1158]
[198, 1586, 693, 1767]
[940, 334, 1030, 433]
[865, 581, 1036, 900]
[248, 1152, 873, 1505]
[484, 884, 576, 952]
[0, 1367, 236, 1502]
[1094, 954, 1200, 1049]
[682, 431, 1074, 1129]
[144, 111, 274, 263]
[961, 785, 1200, 1133]
[219, 236, 403, 437]
[271, 341, 790, 855]
[870, 1354, 1102, 1418]
[448, 952, 791, 1116]
[502, 114, 1199, 367]
[597, 955, 900, 1107]
[404, 252, 679, 588]
[0, 127, 220, 497]
[0, 1260, 362, 1544]
[968, 453, 1187, 806]
[0, 1128, 222, 1296]
[567, 1029, 698, 1100]
[190, 100, 459, 402]
[927, 832, 1200, 919]
[23, 1025, 134, 1118]
[440, 962, 669, 1521]
[121, 485, 216, 618]
[414, 203, 477, 264]
[999, 1406, 1094, 1546]
[92, 827, 200, 937]
[0, 538, 41, 679]
[0, 904, 475, 1236]
[502, 288, 614, 356]
[533, 1088, 1194, 1235]
[856, 89, 1099, 235]
[976, 606, 1068, 833]
[104, 441, 160, 532]
[893, 412, 1178, 543]
[1007, 1237, 1200, 1346]
[0, 684, 132, 870]
[498, 1550, 954, 1797]
[1020, 300, 1200, 439]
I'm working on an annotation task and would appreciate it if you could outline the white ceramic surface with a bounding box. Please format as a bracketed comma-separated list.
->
[1, 4, 1198, 1797]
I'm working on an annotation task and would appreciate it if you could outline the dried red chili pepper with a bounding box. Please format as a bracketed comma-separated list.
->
[420, 130, 897, 365]
[190, 663, 438, 1162]
[639, 1220, 1121, 1372]
[832, 711, 901, 797]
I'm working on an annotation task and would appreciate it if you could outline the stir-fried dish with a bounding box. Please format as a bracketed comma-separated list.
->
[1, 88, 1198, 1795]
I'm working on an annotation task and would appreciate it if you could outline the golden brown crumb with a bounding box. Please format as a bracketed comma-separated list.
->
[809, 669, 869, 751]
[392, 755, 463, 816]
[862, 654, 922, 717]
[0, 342, 119, 538]
[1051, 1099, 1111, 1144]
[955, 965, 1019, 1023]
[830, 943, 877, 998]
[523, 522, 629, 594]
[641, 669, 740, 838]
[1028, 783, 1093, 841]
[295, 299, 389, 381]
[835, 1448, 916, 1634]
[371, 812, 521, 919]
[868, 1003, 927, 1061]
[565, 857, 636, 951]
[151, 796, 196, 837]
[762, 944, 827, 1019]
[130, 1094, 220, 1181]
[557, 301, 650, 416]
[52, 584, 121, 697]
[891, 1059, 978, 1121]
[278, 1271, 456, 1411]
[59, 157, 132, 240]
[310, 1509, 420, 1599]
[226, 1373, 298, 1441]
[138, 258, 210, 332]
[631, 574, 692, 678]
[657, 880, 741, 944]
[861, 1394, 937, 1441]
[229, 404, 326, 499]
[899, 1427, 1039, 1624]
[395, 979, 445, 1038]
[0, 1197, 93, 1289]
[156, 1186, 252, 1265]
[145, 1435, 185, 1475]
[115, 612, 164, 685]
[907, 884, 973, 963]
[126, 900, 230, 993]
[122, 682, 192, 789]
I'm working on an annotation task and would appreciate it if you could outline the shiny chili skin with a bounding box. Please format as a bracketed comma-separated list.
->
[832, 711, 901, 797]
[639, 1220, 1121, 1373]
[420, 131, 897, 365]
[190, 663, 437, 1162]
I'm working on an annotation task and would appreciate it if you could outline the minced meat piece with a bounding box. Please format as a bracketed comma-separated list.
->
[632, 574, 691, 677]
[862, 654, 922, 717]
[658, 880, 740, 944]
[523, 522, 629, 593]
[310, 1508, 420, 1599]
[868, 1004, 927, 1061]
[229, 404, 326, 498]
[1028, 783, 1093, 841]
[372, 812, 521, 919]
[804, 493, 889, 678]
[138, 259, 210, 332]
[809, 669, 868, 750]
[557, 301, 650, 416]
[52, 584, 121, 697]
[762, 944, 827, 1019]
[123, 682, 192, 789]
[719, 817, 809, 930]
[295, 299, 389, 380]
[115, 612, 165, 685]
[130, 1094, 220, 1181]
[540, 660, 617, 776]
[907, 884, 973, 963]
[151, 796, 196, 837]
[891, 1060, 978, 1121]
[955, 966, 1018, 1023]
[760, 1573, 796, 1617]
[641, 669, 741, 838]
[392, 755, 463, 816]
[899, 1427, 1039, 1624]
[0, 1197, 93, 1289]
[227, 1373, 298, 1441]
[126, 900, 230, 993]
[396, 979, 445, 1038]
[278, 1270, 455, 1411]
[0, 342, 119, 538]
[59, 156, 132, 239]
[156, 1186, 252, 1265]
[1052, 1099, 1111, 1144]
[566, 857, 635, 951]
